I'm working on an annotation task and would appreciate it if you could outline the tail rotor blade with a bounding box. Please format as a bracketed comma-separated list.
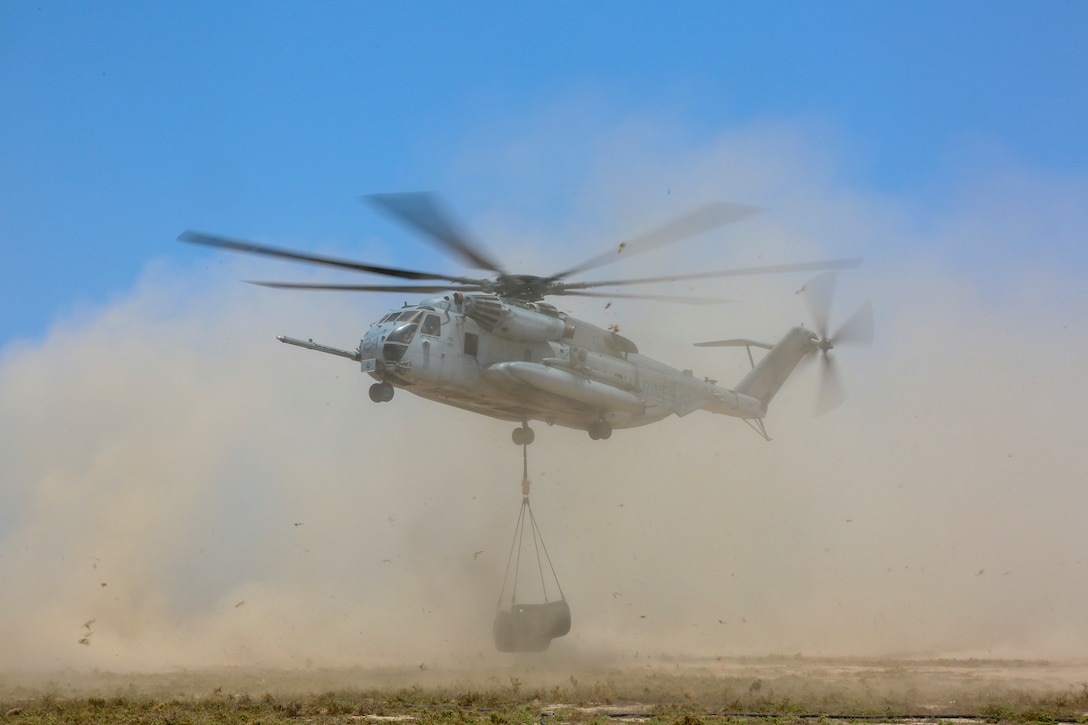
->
[831, 299, 874, 346]
[803, 271, 836, 340]
[801, 274, 873, 416]
[815, 354, 847, 416]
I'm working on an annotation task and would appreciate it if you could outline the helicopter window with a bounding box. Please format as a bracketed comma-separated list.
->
[396, 310, 423, 323]
[380, 312, 398, 323]
[421, 313, 441, 337]
[464, 332, 478, 357]
[386, 322, 417, 344]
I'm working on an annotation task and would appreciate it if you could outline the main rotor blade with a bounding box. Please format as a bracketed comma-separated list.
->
[178, 231, 482, 285]
[246, 281, 485, 294]
[554, 258, 864, 293]
[365, 192, 507, 274]
[831, 299, 874, 345]
[549, 201, 762, 281]
[555, 290, 735, 305]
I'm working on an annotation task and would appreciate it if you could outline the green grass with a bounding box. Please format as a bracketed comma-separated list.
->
[2, 690, 1087, 724]
[2, 658, 1087, 724]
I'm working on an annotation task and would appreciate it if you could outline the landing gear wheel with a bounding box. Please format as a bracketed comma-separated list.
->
[587, 419, 612, 440]
[369, 382, 394, 403]
[512, 425, 535, 446]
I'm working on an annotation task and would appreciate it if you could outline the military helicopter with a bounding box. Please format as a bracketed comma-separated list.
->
[178, 193, 872, 443]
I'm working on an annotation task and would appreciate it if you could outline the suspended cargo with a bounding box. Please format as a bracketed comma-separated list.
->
[494, 460, 571, 653]
[493, 599, 571, 652]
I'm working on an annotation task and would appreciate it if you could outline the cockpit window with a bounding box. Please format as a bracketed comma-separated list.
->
[386, 322, 417, 344]
[421, 313, 441, 336]
[396, 310, 423, 323]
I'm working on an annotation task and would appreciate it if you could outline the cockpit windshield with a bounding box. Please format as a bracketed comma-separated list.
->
[378, 310, 424, 325]
[386, 322, 417, 344]
[382, 322, 417, 363]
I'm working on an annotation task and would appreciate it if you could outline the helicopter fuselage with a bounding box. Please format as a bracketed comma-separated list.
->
[282, 291, 806, 440]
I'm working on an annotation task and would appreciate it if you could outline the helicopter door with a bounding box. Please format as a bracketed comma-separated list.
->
[420, 313, 446, 371]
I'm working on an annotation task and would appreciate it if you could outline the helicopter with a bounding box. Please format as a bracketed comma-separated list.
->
[178, 192, 872, 443]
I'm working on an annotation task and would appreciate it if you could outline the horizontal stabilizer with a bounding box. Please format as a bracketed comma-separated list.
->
[693, 338, 774, 349]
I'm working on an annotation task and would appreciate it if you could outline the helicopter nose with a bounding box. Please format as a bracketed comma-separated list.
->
[381, 322, 417, 363]
[360, 327, 386, 365]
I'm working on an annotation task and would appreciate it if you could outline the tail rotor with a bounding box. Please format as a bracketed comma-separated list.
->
[801, 272, 873, 415]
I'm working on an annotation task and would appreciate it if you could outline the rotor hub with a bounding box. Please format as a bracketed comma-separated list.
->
[491, 274, 553, 302]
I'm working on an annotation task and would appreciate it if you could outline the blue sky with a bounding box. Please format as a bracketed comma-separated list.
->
[3, 1, 1087, 345]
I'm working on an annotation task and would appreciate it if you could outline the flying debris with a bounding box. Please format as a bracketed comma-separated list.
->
[78, 619, 94, 646]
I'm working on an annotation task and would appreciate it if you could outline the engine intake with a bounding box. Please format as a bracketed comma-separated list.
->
[465, 295, 574, 343]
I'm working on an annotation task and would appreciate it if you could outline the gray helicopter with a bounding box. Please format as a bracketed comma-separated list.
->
[179, 193, 872, 443]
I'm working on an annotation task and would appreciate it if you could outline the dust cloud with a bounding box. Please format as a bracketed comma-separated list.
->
[2, 124, 1088, 674]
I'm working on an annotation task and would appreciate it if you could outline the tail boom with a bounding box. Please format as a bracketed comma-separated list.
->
[734, 326, 816, 407]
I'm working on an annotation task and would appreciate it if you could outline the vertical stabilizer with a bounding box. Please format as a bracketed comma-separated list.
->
[735, 327, 815, 407]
